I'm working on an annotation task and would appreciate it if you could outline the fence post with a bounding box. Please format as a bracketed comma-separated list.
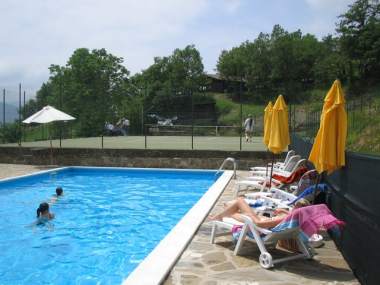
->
[23, 91, 26, 142]
[101, 135, 104, 149]
[144, 124, 147, 149]
[239, 79, 242, 151]
[191, 90, 194, 150]
[289, 104, 292, 133]
[293, 104, 296, 134]
[18, 83, 21, 146]
[141, 105, 144, 136]
[2, 89, 4, 143]
[2, 89, 5, 128]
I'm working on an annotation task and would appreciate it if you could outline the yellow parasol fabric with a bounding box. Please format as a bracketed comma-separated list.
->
[268, 95, 290, 154]
[263, 101, 273, 147]
[309, 80, 347, 174]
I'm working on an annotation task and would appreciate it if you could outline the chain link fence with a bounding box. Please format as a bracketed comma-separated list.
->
[0, 87, 265, 151]
[289, 95, 380, 154]
[2, 84, 378, 154]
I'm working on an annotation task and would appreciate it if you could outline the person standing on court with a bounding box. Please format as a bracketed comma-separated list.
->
[243, 114, 254, 142]
[122, 117, 130, 136]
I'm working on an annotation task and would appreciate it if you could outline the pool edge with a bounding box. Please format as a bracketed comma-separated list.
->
[122, 170, 233, 285]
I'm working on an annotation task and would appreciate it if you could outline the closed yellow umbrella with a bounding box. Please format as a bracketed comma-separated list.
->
[266, 95, 290, 188]
[309, 80, 347, 174]
[263, 101, 273, 147]
[268, 95, 290, 154]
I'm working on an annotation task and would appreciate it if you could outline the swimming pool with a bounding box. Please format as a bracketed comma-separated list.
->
[0, 167, 230, 284]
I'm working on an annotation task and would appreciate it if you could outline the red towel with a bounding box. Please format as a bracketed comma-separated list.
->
[272, 167, 308, 184]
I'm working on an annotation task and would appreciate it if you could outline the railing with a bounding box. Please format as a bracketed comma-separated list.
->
[216, 157, 237, 179]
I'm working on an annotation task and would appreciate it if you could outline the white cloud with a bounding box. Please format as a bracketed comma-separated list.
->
[0, 0, 208, 97]
[303, 0, 356, 37]
[222, 0, 242, 13]
[0, 0, 357, 101]
[305, 0, 354, 11]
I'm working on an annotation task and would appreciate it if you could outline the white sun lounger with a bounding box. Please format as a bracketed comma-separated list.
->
[245, 188, 297, 205]
[210, 215, 313, 269]
[249, 155, 302, 178]
[234, 159, 308, 197]
[250, 150, 296, 172]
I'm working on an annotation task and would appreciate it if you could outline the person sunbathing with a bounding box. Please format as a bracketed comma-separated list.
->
[210, 197, 309, 229]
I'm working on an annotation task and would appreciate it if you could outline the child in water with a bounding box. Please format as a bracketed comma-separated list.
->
[36, 202, 55, 224]
[50, 187, 64, 204]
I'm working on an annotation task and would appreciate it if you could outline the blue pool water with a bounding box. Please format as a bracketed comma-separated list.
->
[0, 167, 220, 284]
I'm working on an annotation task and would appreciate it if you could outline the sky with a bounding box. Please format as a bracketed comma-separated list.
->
[0, 0, 355, 102]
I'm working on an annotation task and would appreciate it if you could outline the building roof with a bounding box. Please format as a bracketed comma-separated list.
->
[205, 73, 246, 82]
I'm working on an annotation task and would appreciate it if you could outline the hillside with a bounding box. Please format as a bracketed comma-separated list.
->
[211, 88, 380, 155]
[210, 93, 264, 126]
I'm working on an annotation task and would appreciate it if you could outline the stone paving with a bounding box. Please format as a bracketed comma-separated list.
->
[164, 171, 359, 285]
[0, 165, 360, 285]
[0, 163, 53, 179]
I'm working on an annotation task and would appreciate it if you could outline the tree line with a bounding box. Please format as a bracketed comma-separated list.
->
[4, 0, 378, 141]
[217, 0, 380, 102]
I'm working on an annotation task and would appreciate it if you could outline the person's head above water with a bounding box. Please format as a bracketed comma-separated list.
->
[36, 202, 50, 218]
[56, 187, 63, 196]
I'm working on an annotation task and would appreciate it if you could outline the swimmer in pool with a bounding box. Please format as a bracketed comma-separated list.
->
[55, 187, 63, 196]
[36, 202, 54, 223]
[50, 187, 63, 204]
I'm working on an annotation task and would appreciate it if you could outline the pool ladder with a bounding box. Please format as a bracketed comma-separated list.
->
[216, 157, 237, 179]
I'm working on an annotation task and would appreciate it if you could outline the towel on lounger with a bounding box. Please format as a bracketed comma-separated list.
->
[232, 204, 345, 242]
[271, 204, 345, 238]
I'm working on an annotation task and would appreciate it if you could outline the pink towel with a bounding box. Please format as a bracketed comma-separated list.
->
[280, 204, 345, 236]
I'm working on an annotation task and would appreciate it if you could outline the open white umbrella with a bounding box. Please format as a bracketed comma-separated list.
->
[23, 105, 75, 164]
[23, 105, 75, 124]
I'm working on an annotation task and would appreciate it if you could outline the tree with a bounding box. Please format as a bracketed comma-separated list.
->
[133, 45, 206, 114]
[170, 45, 205, 92]
[217, 25, 321, 102]
[312, 35, 348, 86]
[337, 0, 380, 86]
[28, 48, 131, 136]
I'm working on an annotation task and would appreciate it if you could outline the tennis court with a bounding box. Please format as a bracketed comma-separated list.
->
[0, 135, 266, 151]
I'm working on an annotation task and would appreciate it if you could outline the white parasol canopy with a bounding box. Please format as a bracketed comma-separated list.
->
[23, 105, 75, 124]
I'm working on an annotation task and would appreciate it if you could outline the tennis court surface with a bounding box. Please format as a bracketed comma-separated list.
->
[0, 136, 266, 151]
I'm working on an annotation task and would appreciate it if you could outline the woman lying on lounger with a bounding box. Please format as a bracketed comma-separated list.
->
[210, 197, 309, 229]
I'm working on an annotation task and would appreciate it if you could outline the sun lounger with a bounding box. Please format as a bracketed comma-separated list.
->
[245, 188, 297, 205]
[210, 215, 313, 269]
[250, 150, 296, 172]
[210, 204, 345, 269]
[243, 170, 323, 205]
[234, 161, 309, 197]
[249, 155, 301, 177]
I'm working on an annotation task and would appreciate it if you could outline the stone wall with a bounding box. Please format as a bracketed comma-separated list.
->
[0, 147, 281, 170]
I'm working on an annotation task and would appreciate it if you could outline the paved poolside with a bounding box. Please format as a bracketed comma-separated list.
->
[164, 171, 359, 285]
[0, 163, 53, 179]
[0, 165, 359, 285]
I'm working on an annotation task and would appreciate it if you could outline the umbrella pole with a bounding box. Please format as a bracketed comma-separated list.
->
[50, 137, 53, 165]
[268, 153, 275, 190]
[49, 124, 53, 165]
